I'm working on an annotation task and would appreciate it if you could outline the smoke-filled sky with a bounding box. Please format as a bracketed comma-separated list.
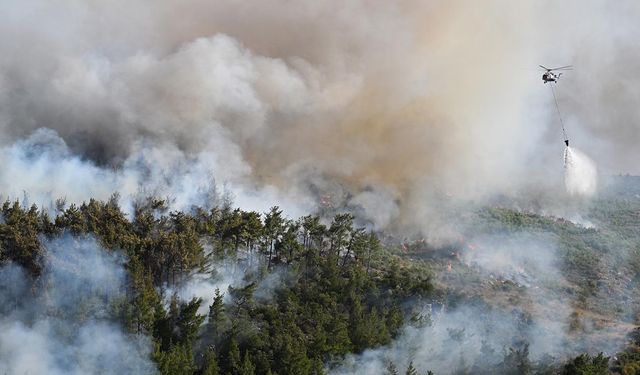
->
[1, 0, 639, 224]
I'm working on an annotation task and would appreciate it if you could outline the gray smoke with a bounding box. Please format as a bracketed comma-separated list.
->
[172, 253, 291, 316]
[1, 0, 638, 230]
[0, 236, 156, 375]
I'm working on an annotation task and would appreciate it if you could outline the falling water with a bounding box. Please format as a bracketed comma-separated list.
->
[564, 146, 597, 197]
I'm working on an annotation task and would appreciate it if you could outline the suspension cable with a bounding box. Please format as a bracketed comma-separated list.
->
[549, 83, 568, 142]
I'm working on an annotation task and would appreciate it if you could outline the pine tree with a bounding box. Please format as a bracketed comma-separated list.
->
[176, 297, 205, 345]
[155, 344, 193, 375]
[210, 288, 225, 320]
[386, 361, 399, 375]
[405, 361, 418, 375]
[240, 351, 256, 375]
[227, 337, 242, 375]
[263, 206, 285, 267]
[202, 349, 220, 375]
[128, 258, 160, 334]
[328, 213, 353, 261]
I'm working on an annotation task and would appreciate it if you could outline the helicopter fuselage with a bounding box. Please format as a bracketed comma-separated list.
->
[542, 71, 560, 83]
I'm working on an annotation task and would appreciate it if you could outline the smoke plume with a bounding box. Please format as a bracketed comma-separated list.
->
[0, 236, 156, 374]
[0, 0, 638, 229]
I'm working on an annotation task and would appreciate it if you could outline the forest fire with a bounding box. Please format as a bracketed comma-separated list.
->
[0, 0, 638, 374]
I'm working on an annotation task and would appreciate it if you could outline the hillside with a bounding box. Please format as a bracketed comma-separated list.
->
[1, 179, 640, 374]
[390, 175, 640, 374]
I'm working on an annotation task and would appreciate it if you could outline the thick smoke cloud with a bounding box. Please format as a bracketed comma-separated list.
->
[0, 127, 310, 217]
[1, 0, 638, 228]
[0, 236, 155, 374]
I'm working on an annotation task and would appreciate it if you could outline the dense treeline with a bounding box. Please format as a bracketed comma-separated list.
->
[0, 197, 431, 374]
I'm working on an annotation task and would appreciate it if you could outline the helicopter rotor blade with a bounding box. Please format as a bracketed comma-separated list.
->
[550, 65, 573, 71]
[539, 65, 551, 71]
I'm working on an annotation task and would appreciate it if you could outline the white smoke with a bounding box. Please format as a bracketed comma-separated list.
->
[331, 305, 557, 375]
[0, 236, 156, 375]
[172, 260, 249, 315]
[0, 320, 155, 375]
[329, 232, 626, 375]
[0, 128, 311, 217]
[564, 146, 598, 197]
[461, 233, 562, 288]
[174, 255, 290, 315]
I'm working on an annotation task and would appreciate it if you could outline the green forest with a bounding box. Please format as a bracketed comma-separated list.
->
[3, 178, 640, 374]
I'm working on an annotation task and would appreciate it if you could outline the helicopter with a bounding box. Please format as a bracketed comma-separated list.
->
[540, 65, 572, 83]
